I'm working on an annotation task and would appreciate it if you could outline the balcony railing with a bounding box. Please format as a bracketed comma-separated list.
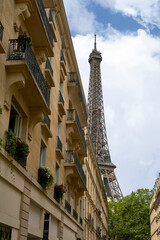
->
[56, 136, 62, 152]
[35, 0, 53, 47]
[66, 109, 86, 151]
[44, 115, 50, 129]
[0, 22, 4, 41]
[59, 91, 64, 106]
[49, 9, 56, 30]
[61, 50, 66, 65]
[46, 58, 53, 77]
[65, 200, 71, 214]
[65, 150, 86, 186]
[73, 209, 78, 221]
[7, 39, 50, 107]
[68, 72, 87, 120]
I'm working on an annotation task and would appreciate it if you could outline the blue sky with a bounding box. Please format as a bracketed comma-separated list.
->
[63, 0, 160, 196]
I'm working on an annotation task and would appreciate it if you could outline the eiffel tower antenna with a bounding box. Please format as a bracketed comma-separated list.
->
[94, 34, 97, 50]
[88, 36, 123, 201]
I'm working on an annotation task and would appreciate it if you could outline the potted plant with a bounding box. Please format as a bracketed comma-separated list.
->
[15, 140, 29, 168]
[5, 130, 29, 168]
[38, 167, 53, 190]
[54, 184, 67, 203]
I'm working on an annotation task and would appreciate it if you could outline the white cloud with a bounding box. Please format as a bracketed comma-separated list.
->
[63, 0, 101, 34]
[72, 28, 160, 195]
[94, 0, 160, 29]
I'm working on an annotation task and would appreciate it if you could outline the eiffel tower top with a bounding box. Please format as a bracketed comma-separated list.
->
[89, 34, 102, 63]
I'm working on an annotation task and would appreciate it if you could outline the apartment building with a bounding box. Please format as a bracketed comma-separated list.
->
[84, 129, 108, 240]
[150, 174, 160, 240]
[0, 0, 108, 239]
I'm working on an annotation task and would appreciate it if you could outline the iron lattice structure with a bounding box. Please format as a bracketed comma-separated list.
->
[88, 35, 123, 201]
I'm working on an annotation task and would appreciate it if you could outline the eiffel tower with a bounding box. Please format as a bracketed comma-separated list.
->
[88, 35, 123, 201]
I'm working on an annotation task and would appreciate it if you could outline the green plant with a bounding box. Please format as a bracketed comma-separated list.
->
[38, 167, 53, 190]
[15, 139, 29, 161]
[5, 130, 29, 168]
[5, 130, 17, 157]
[54, 184, 67, 202]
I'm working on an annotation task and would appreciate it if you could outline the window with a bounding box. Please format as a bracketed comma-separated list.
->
[55, 164, 59, 184]
[9, 104, 22, 137]
[73, 193, 76, 210]
[40, 141, 46, 167]
[80, 200, 82, 218]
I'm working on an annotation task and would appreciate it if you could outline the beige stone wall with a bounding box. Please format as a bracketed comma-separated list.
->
[0, 0, 108, 239]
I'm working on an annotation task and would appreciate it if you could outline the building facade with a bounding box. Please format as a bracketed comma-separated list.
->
[0, 0, 108, 239]
[150, 174, 160, 240]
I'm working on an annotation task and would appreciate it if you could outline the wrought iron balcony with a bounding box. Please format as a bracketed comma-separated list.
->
[68, 72, 88, 121]
[46, 58, 53, 77]
[65, 150, 86, 186]
[73, 209, 78, 221]
[65, 200, 71, 214]
[0, 21, 4, 41]
[7, 39, 50, 107]
[66, 109, 87, 152]
[35, 0, 53, 48]
[44, 115, 50, 129]
[49, 9, 56, 30]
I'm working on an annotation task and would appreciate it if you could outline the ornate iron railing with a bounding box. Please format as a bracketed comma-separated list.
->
[44, 115, 50, 129]
[35, 0, 53, 47]
[66, 110, 87, 152]
[59, 91, 64, 106]
[7, 39, 50, 107]
[46, 58, 53, 76]
[61, 50, 66, 65]
[56, 136, 62, 152]
[73, 209, 78, 221]
[49, 9, 56, 30]
[68, 72, 88, 120]
[65, 200, 71, 214]
[65, 150, 86, 186]
[0, 22, 4, 41]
